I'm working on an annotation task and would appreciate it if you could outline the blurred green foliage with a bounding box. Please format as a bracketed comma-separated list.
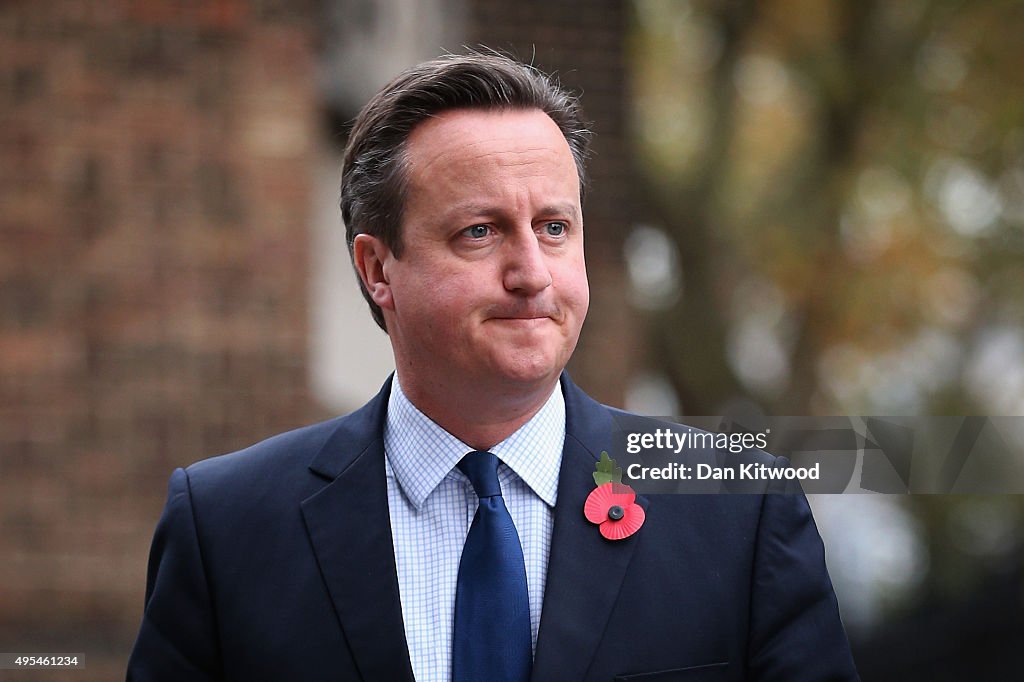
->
[628, 0, 1024, 418]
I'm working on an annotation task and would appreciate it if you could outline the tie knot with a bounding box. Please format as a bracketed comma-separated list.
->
[457, 451, 503, 499]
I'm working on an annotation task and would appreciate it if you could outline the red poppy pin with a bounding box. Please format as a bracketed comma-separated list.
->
[584, 452, 645, 540]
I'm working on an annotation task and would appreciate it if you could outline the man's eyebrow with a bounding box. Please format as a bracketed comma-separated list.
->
[538, 204, 582, 221]
[441, 202, 582, 222]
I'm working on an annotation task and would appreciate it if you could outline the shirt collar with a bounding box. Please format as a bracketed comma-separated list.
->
[384, 375, 564, 510]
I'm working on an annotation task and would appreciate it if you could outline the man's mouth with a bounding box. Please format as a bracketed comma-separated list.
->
[485, 304, 561, 323]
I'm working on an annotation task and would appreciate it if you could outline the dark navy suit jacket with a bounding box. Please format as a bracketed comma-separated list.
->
[128, 374, 858, 681]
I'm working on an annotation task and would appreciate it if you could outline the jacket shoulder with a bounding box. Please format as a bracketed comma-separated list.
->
[182, 380, 390, 501]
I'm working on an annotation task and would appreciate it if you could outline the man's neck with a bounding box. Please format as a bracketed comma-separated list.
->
[395, 374, 560, 450]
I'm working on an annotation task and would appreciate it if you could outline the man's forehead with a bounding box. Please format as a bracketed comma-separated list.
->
[406, 109, 574, 174]
[407, 108, 569, 152]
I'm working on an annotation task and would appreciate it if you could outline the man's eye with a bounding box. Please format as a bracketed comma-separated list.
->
[544, 222, 567, 236]
[465, 225, 490, 238]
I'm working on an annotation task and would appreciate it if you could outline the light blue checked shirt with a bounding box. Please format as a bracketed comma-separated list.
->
[384, 375, 564, 682]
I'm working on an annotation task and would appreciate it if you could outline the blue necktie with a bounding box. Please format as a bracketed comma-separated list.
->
[452, 451, 532, 682]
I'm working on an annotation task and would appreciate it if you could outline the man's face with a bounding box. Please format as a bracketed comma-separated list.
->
[369, 108, 589, 396]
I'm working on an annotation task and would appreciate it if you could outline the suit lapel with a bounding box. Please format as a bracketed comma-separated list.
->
[531, 377, 648, 682]
[300, 378, 416, 682]
[297, 374, 637, 682]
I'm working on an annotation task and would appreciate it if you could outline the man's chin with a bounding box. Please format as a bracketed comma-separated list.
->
[486, 353, 565, 389]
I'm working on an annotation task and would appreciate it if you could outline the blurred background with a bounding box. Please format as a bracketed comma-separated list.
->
[2, 0, 1023, 678]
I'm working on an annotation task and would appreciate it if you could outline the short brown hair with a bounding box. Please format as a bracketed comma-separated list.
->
[340, 51, 592, 331]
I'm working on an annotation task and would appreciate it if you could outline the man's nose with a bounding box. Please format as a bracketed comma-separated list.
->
[502, 232, 553, 295]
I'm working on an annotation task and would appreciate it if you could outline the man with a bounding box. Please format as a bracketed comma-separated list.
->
[128, 52, 859, 681]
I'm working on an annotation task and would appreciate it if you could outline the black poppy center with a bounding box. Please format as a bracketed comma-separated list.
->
[607, 505, 625, 521]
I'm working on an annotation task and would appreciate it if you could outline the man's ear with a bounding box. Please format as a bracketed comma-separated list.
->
[353, 234, 395, 311]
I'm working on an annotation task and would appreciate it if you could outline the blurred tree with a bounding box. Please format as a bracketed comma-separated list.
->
[629, 0, 1024, 671]
[629, 0, 1024, 418]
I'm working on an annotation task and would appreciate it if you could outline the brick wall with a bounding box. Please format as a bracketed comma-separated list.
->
[0, 2, 318, 676]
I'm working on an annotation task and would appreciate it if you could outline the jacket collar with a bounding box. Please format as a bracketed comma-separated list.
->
[301, 375, 416, 681]
[531, 374, 648, 682]
[300, 373, 646, 682]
